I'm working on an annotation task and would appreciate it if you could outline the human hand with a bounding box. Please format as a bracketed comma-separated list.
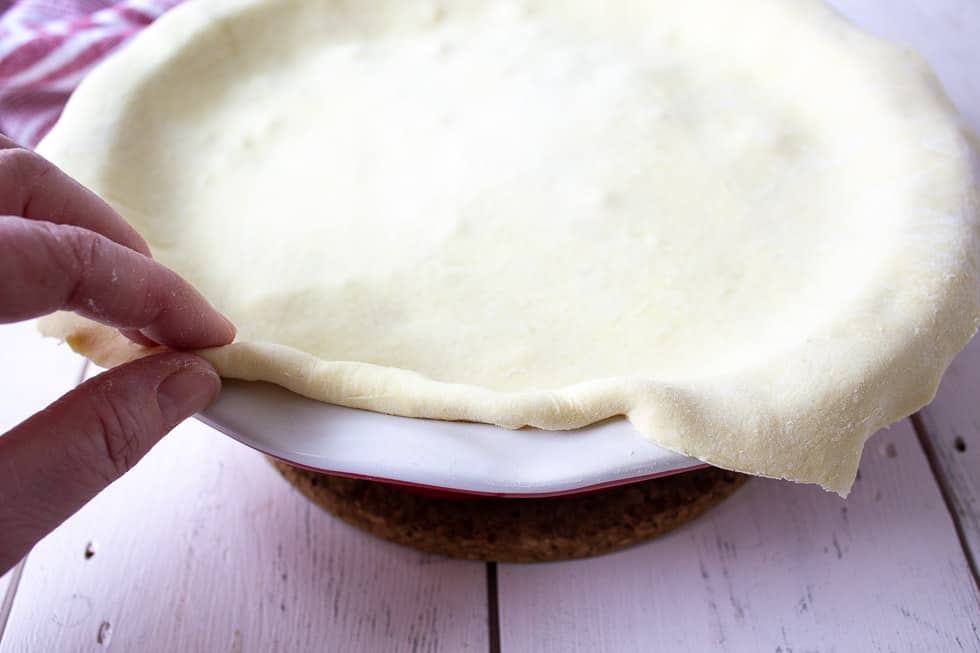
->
[0, 135, 236, 574]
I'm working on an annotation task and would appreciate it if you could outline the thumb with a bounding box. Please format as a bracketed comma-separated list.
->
[0, 352, 220, 573]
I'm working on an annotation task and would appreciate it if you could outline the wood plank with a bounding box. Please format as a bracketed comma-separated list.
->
[915, 336, 980, 567]
[497, 420, 980, 653]
[0, 321, 88, 638]
[0, 386, 489, 653]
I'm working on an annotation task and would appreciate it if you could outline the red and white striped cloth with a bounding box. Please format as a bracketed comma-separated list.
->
[0, 0, 180, 147]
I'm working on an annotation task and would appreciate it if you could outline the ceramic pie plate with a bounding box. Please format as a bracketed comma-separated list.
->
[199, 381, 703, 497]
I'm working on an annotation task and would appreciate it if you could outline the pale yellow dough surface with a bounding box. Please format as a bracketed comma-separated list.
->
[38, 0, 980, 494]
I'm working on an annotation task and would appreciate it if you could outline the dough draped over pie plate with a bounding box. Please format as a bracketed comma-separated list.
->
[38, 0, 980, 494]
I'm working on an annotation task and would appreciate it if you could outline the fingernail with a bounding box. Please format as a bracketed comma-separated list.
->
[157, 365, 221, 427]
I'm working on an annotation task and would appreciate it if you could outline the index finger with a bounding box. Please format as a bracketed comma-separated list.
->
[0, 217, 235, 349]
[0, 134, 151, 256]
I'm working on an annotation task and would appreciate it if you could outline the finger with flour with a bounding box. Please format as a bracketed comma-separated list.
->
[0, 216, 235, 349]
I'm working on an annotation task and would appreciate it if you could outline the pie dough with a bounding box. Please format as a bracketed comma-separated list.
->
[38, 0, 980, 494]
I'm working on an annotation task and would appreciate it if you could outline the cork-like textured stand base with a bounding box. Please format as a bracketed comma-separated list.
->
[270, 460, 748, 562]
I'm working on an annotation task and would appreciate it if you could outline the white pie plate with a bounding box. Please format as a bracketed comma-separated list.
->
[199, 380, 704, 497]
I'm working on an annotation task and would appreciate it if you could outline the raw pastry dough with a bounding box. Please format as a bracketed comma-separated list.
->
[38, 0, 980, 494]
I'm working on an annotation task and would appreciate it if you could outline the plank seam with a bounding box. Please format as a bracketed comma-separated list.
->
[910, 412, 980, 590]
[0, 559, 27, 645]
[486, 563, 501, 653]
[76, 360, 92, 386]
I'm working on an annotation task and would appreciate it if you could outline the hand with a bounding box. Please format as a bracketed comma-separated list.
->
[0, 135, 236, 574]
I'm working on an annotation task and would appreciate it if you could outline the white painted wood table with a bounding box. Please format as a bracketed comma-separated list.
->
[1, 1, 979, 650]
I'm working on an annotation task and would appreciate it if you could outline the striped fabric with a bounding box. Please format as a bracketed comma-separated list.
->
[0, 0, 180, 146]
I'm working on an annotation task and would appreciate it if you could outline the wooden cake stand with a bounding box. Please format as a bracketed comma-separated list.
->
[270, 460, 749, 562]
